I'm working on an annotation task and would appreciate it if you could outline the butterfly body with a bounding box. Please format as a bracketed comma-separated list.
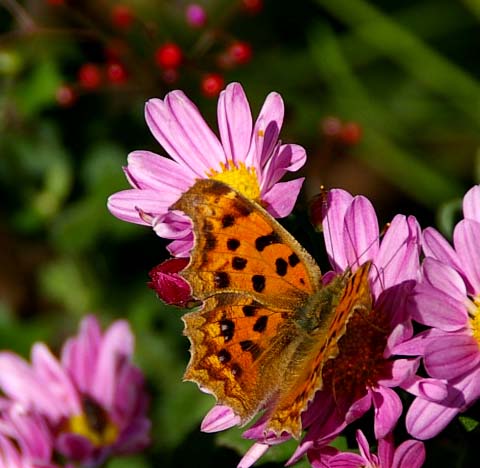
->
[173, 179, 372, 438]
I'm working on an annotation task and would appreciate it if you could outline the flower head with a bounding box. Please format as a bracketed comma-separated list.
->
[0, 315, 150, 466]
[400, 184, 480, 439]
[107, 82, 306, 257]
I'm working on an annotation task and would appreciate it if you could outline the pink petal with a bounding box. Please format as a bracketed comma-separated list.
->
[424, 333, 480, 379]
[413, 284, 467, 331]
[355, 430, 373, 462]
[406, 395, 460, 440]
[0, 352, 64, 421]
[152, 210, 192, 239]
[262, 178, 304, 218]
[237, 443, 270, 468]
[373, 215, 420, 295]
[378, 358, 419, 387]
[462, 184, 480, 222]
[107, 189, 178, 225]
[217, 83, 253, 165]
[400, 375, 448, 401]
[56, 432, 95, 462]
[7, 407, 53, 461]
[345, 391, 371, 423]
[454, 219, 480, 293]
[125, 151, 193, 191]
[260, 143, 306, 191]
[422, 257, 467, 302]
[392, 440, 425, 468]
[378, 434, 394, 467]
[246, 91, 284, 170]
[342, 195, 379, 269]
[62, 315, 102, 394]
[201, 405, 241, 433]
[328, 453, 365, 467]
[422, 227, 462, 272]
[146, 92, 224, 176]
[31, 343, 80, 415]
[91, 320, 134, 409]
[372, 387, 402, 439]
[166, 234, 194, 258]
[322, 188, 354, 272]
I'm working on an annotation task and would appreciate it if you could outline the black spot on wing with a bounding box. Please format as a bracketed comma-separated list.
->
[239, 340, 262, 360]
[232, 257, 247, 270]
[219, 319, 235, 341]
[218, 349, 231, 363]
[275, 258, 288, 276]
[288, 253, 300, 267]
[255, 232, 282, 252]
[242, 305, 257, 317]
[222, 214, 235, 228]
[214, 272, 230, 288]
[253, 315, 268, 333]
[227, 238, 240, 251]
[252, 275, 266, 292]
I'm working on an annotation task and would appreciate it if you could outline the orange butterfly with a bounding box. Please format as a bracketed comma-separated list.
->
[172, 179, 372, 439]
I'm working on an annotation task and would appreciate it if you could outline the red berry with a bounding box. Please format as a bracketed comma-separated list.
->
[201, 73, 224, 98]
[78, 63, 102, 89]
[47, 0, 65, 6]
[154, 43, 183, 69]
[340, 122, 362, 145]
[227, 41, 252, 65]
[321, 116, 342, 138]
[106, 62, 128, 84]
[242, 0, 263, 14]
[111, 5, 134, 29]
[56, 85, 76, 107]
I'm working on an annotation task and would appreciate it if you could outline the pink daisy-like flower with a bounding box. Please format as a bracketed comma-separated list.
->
[107, 82, 306, 257]
[195, 189, 437, 467]
[308, 430, 425, 468]
[0, 315, 150, 466]
[398, 184, 480, 439]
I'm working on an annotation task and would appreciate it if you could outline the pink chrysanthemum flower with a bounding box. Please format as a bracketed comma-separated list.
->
[197, 189, 438, 467]
[398, 184, 480, 439]
[308, 430, 425, 468]
[0, 315, 150, 466]
[107, 82, 306, 257]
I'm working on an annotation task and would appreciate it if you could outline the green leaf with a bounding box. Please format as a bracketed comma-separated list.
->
[459, 415, 479, 432]
[437, 198, 462, 238]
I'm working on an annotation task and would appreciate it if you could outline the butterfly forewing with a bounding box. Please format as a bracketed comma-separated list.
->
[172, 179, 322, 307]
[266, 262, 373, 438]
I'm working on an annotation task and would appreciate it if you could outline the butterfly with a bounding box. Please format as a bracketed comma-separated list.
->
[172, 178, 372, 439]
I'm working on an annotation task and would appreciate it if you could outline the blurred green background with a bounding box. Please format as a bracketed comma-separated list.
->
[0, 0, 478, 467]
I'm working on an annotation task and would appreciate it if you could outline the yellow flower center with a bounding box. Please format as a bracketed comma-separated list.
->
[207, 160, 261, 201]
[67, 397, 119, 447]
[470, 297, 480, 347]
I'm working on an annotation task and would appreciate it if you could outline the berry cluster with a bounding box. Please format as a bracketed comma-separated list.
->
[50, 2, 262, 107]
